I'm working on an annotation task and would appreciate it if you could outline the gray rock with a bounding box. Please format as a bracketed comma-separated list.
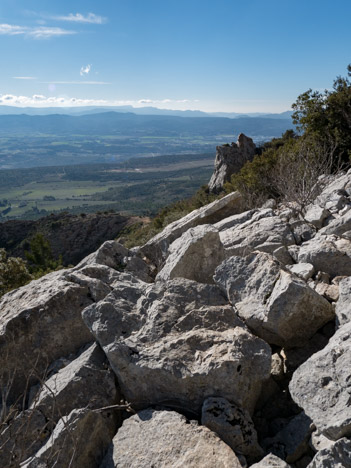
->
[314, 172, 351, 207]
[307, 437, 351, 467]
[102, 409, 242, 468]
[304, 206, 330, 229]
[273, 246, 294, 266]
[75, 241, 153, 282]
[214, 253, 333, 347]
[290, 220, 317, 243]
[83, 278, 271, 414]
[140, 191, 243, 266]
[220, 211, 295, 256]
[215, 209, 257, 231]
[287, 244, 300, 262]
[250, 453, 291, 467]
[309, 430, 335, 452]
[22, 408, 116, 468]
[289, 321, 351, 440]
[335, 276, 351, 327]
[287, 263, 315, 281]
[298, 235, 351, 277]
[262, 412, 313, 463]
[30, 343, 118, 423]
[201, 397, 263, 463]
[319, 210, 351, 236]
[208, 133, 256, 193]
[75, 240, 130, 270]
[156, 224, 225, 284]
[0, 270, 93, 406]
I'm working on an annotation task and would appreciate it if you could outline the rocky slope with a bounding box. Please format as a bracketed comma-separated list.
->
[1, 170, 351, 467]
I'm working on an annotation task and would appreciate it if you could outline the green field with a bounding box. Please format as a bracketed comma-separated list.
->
[0, 153, 215, 221]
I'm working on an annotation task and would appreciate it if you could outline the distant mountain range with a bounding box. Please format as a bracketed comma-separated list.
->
[0, 111, 294, 137]
[0, 104, 293, 120]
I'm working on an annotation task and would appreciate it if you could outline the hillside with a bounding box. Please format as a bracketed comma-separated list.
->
[1, 169, 351, 467]
[0, 211, 142, 266]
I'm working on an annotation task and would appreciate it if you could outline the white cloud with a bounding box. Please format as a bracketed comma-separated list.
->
[41, 81, 111, 85]
[53, 13, 106, 24]
[0, 24, 27, 35]
[13, 76, 37, 80]
[0, 94, 198, 109]
[138, 99, 191, 104]
[80, 64, 91, 76]
[0, 23, 76, 39]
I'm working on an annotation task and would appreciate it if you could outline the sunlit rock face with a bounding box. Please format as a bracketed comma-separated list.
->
[208, 133, 256, 193]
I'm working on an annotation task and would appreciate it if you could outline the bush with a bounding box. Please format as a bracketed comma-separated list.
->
[0, 249, 32, 298]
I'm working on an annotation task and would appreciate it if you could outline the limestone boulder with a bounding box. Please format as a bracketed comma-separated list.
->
[82, 278, 271, 414]
[319, 209, 351, 236]
[22, 408, 116, 468]
[201, 397, 263, 463]
[289, 321, 351, 440]
[140, 190, 243, 266]
[75, 240, 153, 282]
[298, 235, 351, 277]
[250, 454, 292, 467]
[214, 253, 333, 347]
[101, 409, 242, 468]
[208, 133, 256, 193]
[286, 263, 315, 281]
[220, 210, 295, 256]
[156, 224, 225, 284]
[335, 276, 351, 327]
[307, 437, 351, 468]
[30, 343, 118, 422]
[0, 270, 93, 406]
[304, 206, 330, 229]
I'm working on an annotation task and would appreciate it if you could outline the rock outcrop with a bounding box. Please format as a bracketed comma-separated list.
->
[2, 168, 351, 467]
[208, 133, 256, 193]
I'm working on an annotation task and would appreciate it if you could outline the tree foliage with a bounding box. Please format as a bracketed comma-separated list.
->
[225, 65, 351, 209]
[24, 233, 63, 276]
[0, 249, 32, 298]
[292, 64, 351, 164]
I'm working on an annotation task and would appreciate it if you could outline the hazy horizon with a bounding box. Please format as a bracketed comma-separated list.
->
[1, 0, 351, 114]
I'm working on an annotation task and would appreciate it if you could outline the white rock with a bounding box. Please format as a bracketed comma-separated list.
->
[287, 263, 315, 281]
[250, 453, 291, 467]
[140, 191, 243, 266]
[307, 437, 351, 467]
[82, 278, 271, 414]
[214, 252, 333, 347]
[289, 321, 351, 440]
[102, 409, 242, 468]
[304, 206, 330, 229]
[156, 224, 225, 284]
[298, 235, 351, 277]
[335, 276, 351, 327]
[220, 211, 295, 255]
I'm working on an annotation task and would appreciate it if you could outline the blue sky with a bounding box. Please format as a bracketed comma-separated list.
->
[0, 0, 350, 113]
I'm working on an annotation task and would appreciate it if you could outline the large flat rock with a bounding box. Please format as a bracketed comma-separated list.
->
[83, 278, 271, 414]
